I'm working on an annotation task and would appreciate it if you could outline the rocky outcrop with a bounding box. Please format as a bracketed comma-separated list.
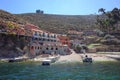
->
[0, 34, 30, 58]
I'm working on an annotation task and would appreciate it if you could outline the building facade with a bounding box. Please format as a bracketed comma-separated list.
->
[28, 25, 71, 56]
[58, 35, 71, 47]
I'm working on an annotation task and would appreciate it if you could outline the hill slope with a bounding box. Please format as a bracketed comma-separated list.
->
[0, 10, 27, 24]
[17, 13, 97, 34]
[0, 10, 97, 34]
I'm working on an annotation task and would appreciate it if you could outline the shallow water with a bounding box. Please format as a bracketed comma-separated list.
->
[0, 62, 120, 80]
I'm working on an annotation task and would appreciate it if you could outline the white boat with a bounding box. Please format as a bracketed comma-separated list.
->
[42, 56, 60, 65]
[42, 59, 51, 65]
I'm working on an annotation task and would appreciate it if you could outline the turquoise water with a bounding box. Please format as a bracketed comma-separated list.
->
[0, 62, 120, 80]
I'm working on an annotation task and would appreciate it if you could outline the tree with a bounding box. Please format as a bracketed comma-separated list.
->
[36, 10, 44, 14]
[97, 8, 120, 33]
[74, 45, 82, 53]
[98, 8, 106, 14]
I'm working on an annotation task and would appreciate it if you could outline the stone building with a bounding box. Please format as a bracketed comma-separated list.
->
[28, 24, 71, 56]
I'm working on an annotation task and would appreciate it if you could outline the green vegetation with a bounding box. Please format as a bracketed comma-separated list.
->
[0, 8, 120, 57]
[88, 43, 102, 48]
[17, 13, 97, 34]
[0, 8, 119, 35]
[96, 8, 120, 33]
[0, 9, 98, 34]
[0, 10, 27, 25]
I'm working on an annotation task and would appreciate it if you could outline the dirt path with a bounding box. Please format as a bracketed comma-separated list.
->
[57, 49, 82, 62]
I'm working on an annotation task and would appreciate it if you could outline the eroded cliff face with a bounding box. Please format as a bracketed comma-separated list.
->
[0, 34, 30, 58]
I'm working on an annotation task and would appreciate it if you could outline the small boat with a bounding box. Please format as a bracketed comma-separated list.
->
[41, 56, 60, 66]
[82, 55, 92, 63]
[8, 57, 28, 62]
[83, 57, 92, 63]
[42, 59, 51, 65]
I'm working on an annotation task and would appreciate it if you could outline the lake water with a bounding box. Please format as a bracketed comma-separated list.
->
[0, 62, 120, 80]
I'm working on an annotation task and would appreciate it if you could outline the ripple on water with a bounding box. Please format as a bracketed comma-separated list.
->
[0, 62, 120, 80]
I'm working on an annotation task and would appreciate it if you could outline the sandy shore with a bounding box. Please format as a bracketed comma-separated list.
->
[56, 50, 120, 63]
[0, 50, 120, 63]
[56, 50, 82, 63]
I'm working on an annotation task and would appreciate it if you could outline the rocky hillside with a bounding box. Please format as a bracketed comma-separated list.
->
[0, 10, 27, 25]
[0, 9, 97, 34]
[17, 13, 97, 34]
[0, 10, 31, 58]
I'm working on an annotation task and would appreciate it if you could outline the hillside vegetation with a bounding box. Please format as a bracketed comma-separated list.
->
[0, 10, 97, 34]
[17, 13, 97, 34]
[0, 10, 27, 25]
[0, 10, 29, 58]
[0, 9, 120, 56]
